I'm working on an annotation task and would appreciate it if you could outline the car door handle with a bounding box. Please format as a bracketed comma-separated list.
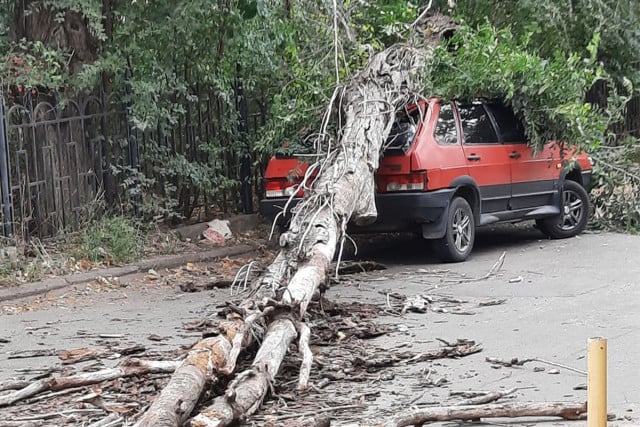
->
[509, 151, 521, 159]
[467, 154, 481, 161]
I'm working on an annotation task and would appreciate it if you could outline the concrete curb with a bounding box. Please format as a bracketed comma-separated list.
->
[0, 244, 255, 303]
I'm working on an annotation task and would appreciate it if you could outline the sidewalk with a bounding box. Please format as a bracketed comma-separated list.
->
[0, 214, 267, 303]
[0, 245, 256, 303]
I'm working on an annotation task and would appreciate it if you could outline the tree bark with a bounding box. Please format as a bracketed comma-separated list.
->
[133, 337, 233, 427]
[189, 317, 298, 427]
[11, 1, 100, 75]
[384, 402, 588, 427]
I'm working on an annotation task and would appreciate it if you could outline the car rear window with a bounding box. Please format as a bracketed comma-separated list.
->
[383, 106, 423, 154]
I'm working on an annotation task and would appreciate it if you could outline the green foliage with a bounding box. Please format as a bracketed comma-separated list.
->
[428, 23, 618, 152]
[591, 147, 640, 232]
[350, 0, 419, 48]
[1, 0, 638, 229]
[1, 40, 69, 90]
[77, 217, 142, 264]
[453, 0, 640, 85]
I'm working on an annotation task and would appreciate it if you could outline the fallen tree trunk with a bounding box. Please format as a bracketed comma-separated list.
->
[384, 401, 588, 427]
[130, 10, 457, 427]
[0, 359, 178, 407]
[189, 317, 298, 426]
[133, 337, 233, 427]
[186, 16, 456, 427]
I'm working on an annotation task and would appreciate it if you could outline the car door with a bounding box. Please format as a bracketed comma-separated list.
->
[484, 102, 559, 210]
[455, 101, 511, 213]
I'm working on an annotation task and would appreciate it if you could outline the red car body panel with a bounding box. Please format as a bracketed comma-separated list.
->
[260, 97, 592, 258]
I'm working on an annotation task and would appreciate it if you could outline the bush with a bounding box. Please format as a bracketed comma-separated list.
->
[78, 217, 142, 265]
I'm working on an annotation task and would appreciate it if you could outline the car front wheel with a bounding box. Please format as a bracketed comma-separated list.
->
[537, 180, 589, 239]
[434, 196, 475, 262]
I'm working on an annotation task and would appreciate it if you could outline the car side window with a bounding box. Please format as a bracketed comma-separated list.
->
[485, 103, 527, 143]
[434, 102, 458, 145]
[457, 102, 500, 144]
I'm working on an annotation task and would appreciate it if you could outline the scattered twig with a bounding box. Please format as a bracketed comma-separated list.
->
[86, 413, 124, 427]
[485, 356, 586, 375]
[485, 356, 534, 367]
[12, 409, 105, 422]
[534, 358, 587, 375]
[445, 251, 506, 284]
[268, 404, 361, 421]
[478, 299, 507, 307]
[7, 349, 56, 359]
[336, 261, 387, 275]
[26, 388, 79, 403]
[410, 340, 481, 363]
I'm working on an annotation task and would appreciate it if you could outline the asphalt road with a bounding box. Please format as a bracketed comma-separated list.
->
[336, 225, 640, 425]
[0, 224, 638, 425]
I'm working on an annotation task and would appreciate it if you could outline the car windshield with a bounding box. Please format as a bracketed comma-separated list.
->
[383, 106, 422, 154]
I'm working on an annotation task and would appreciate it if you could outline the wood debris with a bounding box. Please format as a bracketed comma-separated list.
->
[384, 401, 588, 427]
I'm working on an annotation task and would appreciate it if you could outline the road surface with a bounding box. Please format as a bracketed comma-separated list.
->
[0, 224, 638, 425]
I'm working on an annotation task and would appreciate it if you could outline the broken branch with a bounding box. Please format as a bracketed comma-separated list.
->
[384, 401, 587, 427]
[0, 359, 178, 408]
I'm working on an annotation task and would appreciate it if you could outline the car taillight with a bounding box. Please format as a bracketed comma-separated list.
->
[264, 179, 304, 198]
[377, 172, 427, 192]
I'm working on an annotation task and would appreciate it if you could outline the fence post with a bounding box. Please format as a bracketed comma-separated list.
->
[0, 97, 14, 238]
[124, 59, 141, 216]
[235, 66, 253, 214]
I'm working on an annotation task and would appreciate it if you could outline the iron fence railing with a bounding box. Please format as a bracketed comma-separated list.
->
[0, 84, 266, 242]
[1, 92, 122, 239]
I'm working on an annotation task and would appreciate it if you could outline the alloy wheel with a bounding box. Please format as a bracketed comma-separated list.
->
[451, 208, 472, 253]
[559, 188, 584, 231]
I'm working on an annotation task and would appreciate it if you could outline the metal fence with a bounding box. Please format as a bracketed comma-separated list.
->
[0, 91, 124, 240]
[0, 84, 265, 242]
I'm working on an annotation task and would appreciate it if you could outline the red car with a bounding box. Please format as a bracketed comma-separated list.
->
[260, 99, 592, 262]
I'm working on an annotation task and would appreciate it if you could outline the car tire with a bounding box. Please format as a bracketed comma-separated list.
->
[537, 180, 589, 239]
[434, 197, 475, 262]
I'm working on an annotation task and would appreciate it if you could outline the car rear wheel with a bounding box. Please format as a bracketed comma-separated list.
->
[537, 180, 589, 239]
[434, 197, 475, 262]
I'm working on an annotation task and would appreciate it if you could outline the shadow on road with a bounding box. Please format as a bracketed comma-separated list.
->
[348, 223, 548, 265]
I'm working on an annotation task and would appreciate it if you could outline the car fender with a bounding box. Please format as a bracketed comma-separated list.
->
[559, 164, 583, 187]
[449, 176, 482, 222]
[421, 176, 481, 239]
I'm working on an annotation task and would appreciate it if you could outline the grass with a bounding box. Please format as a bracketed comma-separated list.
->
[76, 216, 143, 265]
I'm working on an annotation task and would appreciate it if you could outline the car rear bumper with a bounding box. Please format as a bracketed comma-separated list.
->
[259, 189, 455, 236]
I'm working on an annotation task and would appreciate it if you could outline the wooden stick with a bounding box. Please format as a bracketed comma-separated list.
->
[384, 401, 587, 427]
[0, 379, 31, 392]
[0, 421, 44, 427]
[455, 388, 516, 405]
[86, 413, 123, 427]
[0, 359, 178, 407]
